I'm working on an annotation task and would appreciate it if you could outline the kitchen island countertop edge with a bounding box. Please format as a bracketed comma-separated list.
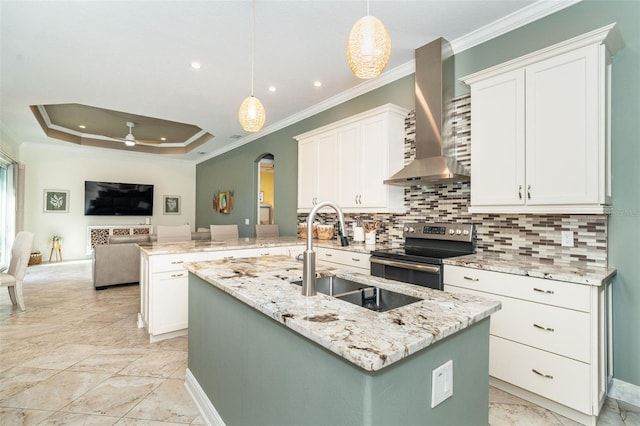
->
[185, 255, 501, 372]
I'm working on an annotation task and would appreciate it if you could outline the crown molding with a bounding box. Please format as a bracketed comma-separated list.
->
[197, 0, 582, 164]
[450, 0, 583, 53]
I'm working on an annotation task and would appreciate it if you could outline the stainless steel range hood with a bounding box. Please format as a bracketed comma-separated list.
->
[384, 38, 470, 186]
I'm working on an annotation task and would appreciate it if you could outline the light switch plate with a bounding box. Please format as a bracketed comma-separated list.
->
[431, 360, 453, 408]
[245, 218, 250, 225]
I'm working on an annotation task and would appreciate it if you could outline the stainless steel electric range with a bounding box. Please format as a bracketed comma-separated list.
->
[370, 222, 475, 290]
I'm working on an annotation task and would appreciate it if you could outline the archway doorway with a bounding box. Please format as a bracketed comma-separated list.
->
[256, 154, 274, 225]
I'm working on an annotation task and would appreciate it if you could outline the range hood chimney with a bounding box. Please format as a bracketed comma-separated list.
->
[384, 38, 470, 186]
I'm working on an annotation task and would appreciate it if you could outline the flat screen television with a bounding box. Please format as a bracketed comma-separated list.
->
[84, 181, 154, 216]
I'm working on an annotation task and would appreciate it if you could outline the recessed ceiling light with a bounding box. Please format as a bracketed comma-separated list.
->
[161, 137, 166, 141]
[191, 62, 201, 69]
[313, 81, 322, 87]
[198, 151, 206, 155]
[79, 125, 86, 129]
[230, 134, 242, 139]
[268, 86, 277, 93]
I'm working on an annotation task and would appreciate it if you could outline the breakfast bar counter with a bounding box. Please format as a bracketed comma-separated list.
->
[136, 237, 387, 342]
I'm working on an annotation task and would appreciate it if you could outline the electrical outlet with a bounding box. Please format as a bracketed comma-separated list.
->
[561, 231, 574, 247]
[431, 360, 453, 408]
[245, 218, 250, 225]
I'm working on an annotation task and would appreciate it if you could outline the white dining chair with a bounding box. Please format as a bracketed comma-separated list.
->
[210, 224, 239, 240]
[0, 231, 35, 311]
[156, 225, 191, 242]
[255, 224, 279, 238]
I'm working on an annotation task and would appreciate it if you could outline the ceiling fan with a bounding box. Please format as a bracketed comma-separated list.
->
[109, 121, 162, 147]
[121, 121, 137, 146]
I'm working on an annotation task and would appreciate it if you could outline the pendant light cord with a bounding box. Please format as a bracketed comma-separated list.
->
[250, 0, 256, 97]
[366, 0, 370, 16]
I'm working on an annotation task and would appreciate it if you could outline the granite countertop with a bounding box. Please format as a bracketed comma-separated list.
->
[185, 255, 501, 372]
[444, 252, 616, 286]
[138, 236, 387, 256]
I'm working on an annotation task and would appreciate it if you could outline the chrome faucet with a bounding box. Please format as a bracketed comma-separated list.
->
[302, 201, 349, 296]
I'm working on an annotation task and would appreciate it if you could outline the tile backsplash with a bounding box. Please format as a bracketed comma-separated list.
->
[298, 95, 608, 268]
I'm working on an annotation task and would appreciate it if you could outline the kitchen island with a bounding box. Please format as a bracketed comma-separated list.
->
[184, 255, 501, 425]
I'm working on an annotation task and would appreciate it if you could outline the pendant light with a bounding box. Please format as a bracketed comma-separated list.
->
[346, 0, 391, 79]
[238, 0, 266, 132]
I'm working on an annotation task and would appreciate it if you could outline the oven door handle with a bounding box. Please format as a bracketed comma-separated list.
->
[370, 257, 440, 274]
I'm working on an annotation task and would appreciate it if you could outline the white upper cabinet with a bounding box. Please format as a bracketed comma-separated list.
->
[295, 104, 408, 213]
[468, 68, 526, 207]
[297, 132, 337, 210]
[462, 24, 623, 214]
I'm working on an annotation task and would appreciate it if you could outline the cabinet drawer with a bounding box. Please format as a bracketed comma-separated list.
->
[317, 247, 371, 271]
[445, 285, 590, 362]
[444, 265, 590, 312]
[489, 336, 590, 414]
[151, 252, 210, 273]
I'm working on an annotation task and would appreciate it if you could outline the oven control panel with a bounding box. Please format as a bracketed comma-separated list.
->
[402, 223, 474, 242]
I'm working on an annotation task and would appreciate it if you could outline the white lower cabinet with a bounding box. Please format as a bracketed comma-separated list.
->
[141, 246, 299, 342]
[444, 265, 608, 426]
[142, 251, 215, 342]
[316, 247, 370, 274]
[153, 270, 190, 335]
[490, 335, 591, 414]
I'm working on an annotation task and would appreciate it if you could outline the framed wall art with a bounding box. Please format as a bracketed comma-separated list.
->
[163, 195, 181, 215]
[212, 190, 234, 214]
[43, 189, 69, 213]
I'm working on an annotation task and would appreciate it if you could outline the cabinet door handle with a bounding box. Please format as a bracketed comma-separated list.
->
[171, 273, 184, 278]
[533, 323, 555, 332]
[358, 195, 362, 204]
[171, 260, 184, 265]
[463, 276, 479, 282]
[527, 185, 532, 199]
[324, 253, 333, 257]
[224, 256, 234, 260]
[261, 252, 270, 256]
[351, 257, 360, 262]
[518, 185, 523, 200]
[533, 287, 554, 294]
[532, 369, 554, 379]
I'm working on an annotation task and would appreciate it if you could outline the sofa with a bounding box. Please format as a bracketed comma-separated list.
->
[92, 231, 211, 290]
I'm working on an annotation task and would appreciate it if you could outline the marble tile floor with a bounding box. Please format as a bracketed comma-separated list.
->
[1, 260, 638, 426]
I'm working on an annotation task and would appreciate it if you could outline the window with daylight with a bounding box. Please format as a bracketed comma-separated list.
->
[0, 153, 17, 271]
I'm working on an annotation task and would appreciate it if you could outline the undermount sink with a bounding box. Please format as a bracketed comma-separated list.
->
[336, 287, 423, 312]
[292, 276, 423, 312]
[292, 276, 368, 296]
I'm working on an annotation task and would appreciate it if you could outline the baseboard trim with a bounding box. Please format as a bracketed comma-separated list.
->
[148, 328, 187, 343]
[489, 377, 597, 426]
[185, 368, 226, 426]
[609, 378, 640, 407]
